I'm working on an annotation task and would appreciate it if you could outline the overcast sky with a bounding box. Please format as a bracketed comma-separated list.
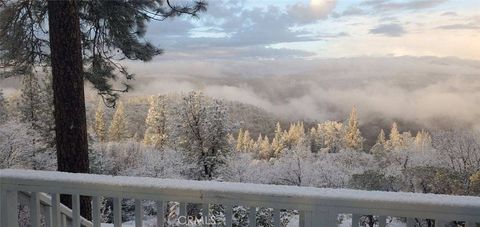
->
[145, 0, 480, 60]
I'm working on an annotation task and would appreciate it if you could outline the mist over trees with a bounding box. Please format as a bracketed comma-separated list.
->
[1, 87, 480, 225]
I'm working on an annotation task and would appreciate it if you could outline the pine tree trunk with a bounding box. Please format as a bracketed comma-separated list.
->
[47, 0, 91, 219]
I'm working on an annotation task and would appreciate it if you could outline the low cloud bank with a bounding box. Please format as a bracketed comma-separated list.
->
[122, 56, 480, 130]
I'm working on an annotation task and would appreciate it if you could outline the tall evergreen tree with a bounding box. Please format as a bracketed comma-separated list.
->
[377, 129, 386, 145]
[284, 122, 306, 150]
[317, 121, 346, 153]
[387, 122, 402, 150]
[309, 127, 321, 153]
[143, 95, 167, 148]
[109, 101, 127, 142]
[37, 74, 55, 147]
[236, 128, 245, 152]
[259, 135, 273, 159]
[415, 129, 432, 152]
[345, 106, 364, 150]
[272, 122, 285, 156]
[0, 0, 206, 217]
[18, 73, 42, 127]
[242, 130, 254, 153]
[370, 129, 387, 156]
[93, 99, 107, 142]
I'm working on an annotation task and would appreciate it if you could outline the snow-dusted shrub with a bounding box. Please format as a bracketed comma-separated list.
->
[0, 120, 54, 169]
[126, 148, 192, 179]
[91, 140, 144, 175]
[218, 152, 271, 184]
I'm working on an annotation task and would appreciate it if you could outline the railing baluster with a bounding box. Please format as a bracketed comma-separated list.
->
[248, 207, 256, 227]
[465, 221, 477, 227]
[135, 199, 143, 227]
[378, 216, 387, 227]
[43, 203, 52, 227]
[72, 194, 81, 227]
[113, 197, 122, 227]
[92, 196, 101, 227]
[51, 193, 60, 227]
[327, 213, 337, 227]
[61, 213, 67, 227]
[179, 202, 187, 226]
[224, 204, 233, 227]
[274, 208, 281, 227]
[320, 212, 337, 227]
[300, 210, 313, 227]
[1, 190, 19, 227]
[435, 220, 447, 227]
[406, 218, 415, 227]
[30, 192, 41, 227]
[313, 207, 336, 227]
[202, 203, 209, 226]
[156, 201, 165, 227]
[352, 214, 361, 227]
[0, 189, 4, 227]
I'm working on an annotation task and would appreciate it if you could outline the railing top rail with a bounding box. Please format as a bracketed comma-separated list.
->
[2, 169, 480, 212]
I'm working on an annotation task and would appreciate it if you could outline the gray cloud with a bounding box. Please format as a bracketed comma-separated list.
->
[362, 0, 448, 12]
[143, 0, 337, 59]
[286, 0, 337, 23]
[437, 24, 480, 30]
[370, 24, 406, 36]
[441, 12, 458, 17]
[436, 15, 480, 31]
[335, 0, 448, 18]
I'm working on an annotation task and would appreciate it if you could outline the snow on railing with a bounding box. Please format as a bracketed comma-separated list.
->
[1, 169, 480, 227]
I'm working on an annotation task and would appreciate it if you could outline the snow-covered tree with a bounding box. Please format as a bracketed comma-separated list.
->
[37, 74, 55, 147]
[128, 148, 192, 179]
[377, 129, 386, 145]
[344, 107, 364, 151]
[17, 73, 55, 146]
[18, 73, 42, 125]
[93, 99, 107, 142]
[414, 129, 432, 152]
[432, 129, 480, 174]
[316, 121, 346, 153]
[170, 91, 232, 180]
[370, 129, 387, 156]
[235, 128, 245, 151]
[386, 122, 402, 151]
[235, 129, 255, 153]
[401, 132, 415, 148]
[283, 122, 306, 150]
[109, 101, 127, 142]
[258, 135, 273, 159]
[243, 130, 256, 153]
[271, 122, 285, 156]
[0, 121, 54, 170]
[5, 92, 20, 118]
[0, 89, 7, 122]
[219, 152, 269, 183]
[470, 171, 480, 196]
[143, 95, 168, 148]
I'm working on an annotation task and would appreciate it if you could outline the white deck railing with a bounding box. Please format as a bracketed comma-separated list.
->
[1, 169, 480, 227]
[17, 191, 93, 227]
